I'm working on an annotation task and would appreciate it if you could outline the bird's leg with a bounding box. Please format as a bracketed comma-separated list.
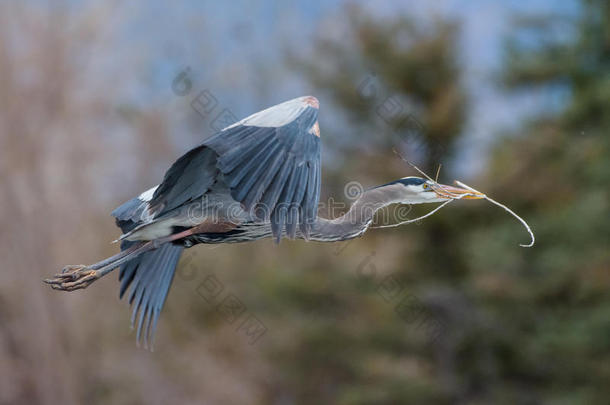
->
[44, 241, 155, 291]
[44, 224, 217, 292]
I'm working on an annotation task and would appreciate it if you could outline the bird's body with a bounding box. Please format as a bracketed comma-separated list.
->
[115, 175, 394, 245]
[45, 95, 483, 346]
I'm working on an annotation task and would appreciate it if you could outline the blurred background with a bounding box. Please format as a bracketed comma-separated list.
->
[1, 0, 609, 404]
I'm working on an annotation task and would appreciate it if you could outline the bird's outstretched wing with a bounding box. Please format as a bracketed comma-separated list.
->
[147, 145, 218, 217]
[139, 96, 321, 241]
[203, 96, 321, 241]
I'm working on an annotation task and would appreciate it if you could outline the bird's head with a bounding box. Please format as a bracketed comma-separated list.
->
[382, 176, 485, 204]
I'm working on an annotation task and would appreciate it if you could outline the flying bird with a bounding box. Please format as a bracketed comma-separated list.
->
[45, 96, 483, 345]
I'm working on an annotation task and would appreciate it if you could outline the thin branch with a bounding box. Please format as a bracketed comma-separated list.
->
[392, 148, 436, 182]
[455, 181, 535, 247]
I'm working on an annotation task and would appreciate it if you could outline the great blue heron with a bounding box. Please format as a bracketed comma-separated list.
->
[45, 96, 483, 344]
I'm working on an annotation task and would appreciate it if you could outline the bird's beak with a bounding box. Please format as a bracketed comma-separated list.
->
[431, 183, 485, 200]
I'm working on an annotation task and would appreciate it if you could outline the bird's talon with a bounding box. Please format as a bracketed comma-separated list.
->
[44, 266, 99, 291]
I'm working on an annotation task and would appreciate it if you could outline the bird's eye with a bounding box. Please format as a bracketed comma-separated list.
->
[423, 184, 429, 189]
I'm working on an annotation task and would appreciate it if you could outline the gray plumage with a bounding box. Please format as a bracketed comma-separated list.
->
[47, 95, 483, 347]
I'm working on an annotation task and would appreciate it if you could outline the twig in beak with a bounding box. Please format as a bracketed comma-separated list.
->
[372, 191, 478, 229]
[392, 149, 461, 198]
[455, 181, 535, 248]
[389, 149, 535, 248]
[392, 148, 436, 183]
[371, 199, 455, 229]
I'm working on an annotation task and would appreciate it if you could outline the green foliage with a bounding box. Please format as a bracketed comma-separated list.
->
[250, 1, 610, 403]
[289, 6, 465, 172]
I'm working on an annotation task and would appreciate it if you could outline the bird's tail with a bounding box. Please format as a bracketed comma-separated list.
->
[118, 240, 183, 349]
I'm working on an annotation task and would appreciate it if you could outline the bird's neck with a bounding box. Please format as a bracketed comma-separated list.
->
[311, 185, 405, 242]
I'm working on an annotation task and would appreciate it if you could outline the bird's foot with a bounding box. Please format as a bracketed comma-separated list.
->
[44, 265, 100, 291]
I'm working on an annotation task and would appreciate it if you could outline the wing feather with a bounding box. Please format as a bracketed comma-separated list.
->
[242, 150, 285, 210]
[114, 96, 322, 242]
[204, 96, 321, 241]
[287, 165, 308, 238]
[232, 141, 283, 201]
[147, 145, 218, 216]
[258, 156, 294, 218]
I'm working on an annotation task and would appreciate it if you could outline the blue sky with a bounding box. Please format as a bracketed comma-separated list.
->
[95, 0, 580, 176]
